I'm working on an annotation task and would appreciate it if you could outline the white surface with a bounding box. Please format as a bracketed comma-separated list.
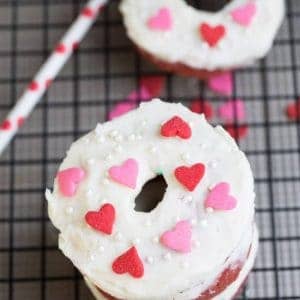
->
[120, 0, 285, 71]
[46, 99, 256, 299]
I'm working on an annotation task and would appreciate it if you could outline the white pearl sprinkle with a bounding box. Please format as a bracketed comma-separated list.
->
[200, 219, 208, 227]
[188, 121, 194, 128]
[97, 135, 105, 143]
[114, 145, 123, 153]
[99, 246, 105, 253]
[87, 158, 95, 166]
[183, 195, 193, 204]
[152, 236, 159, 243]
[141, 120, 147, 127]
[145, 220, 152, 227]
[181, 153, 190, 163]
[89, 253, 96, 261]
[85, 189, 93, 197]
[105, 154, 113, 161]
[102, 178, 110, 185]
[193, 240, 201, 248]
[209, 160, 218, 169]
[65, 206, 74, 215]
[115, 232, 123, 241]
[115, 134, 123, 142]
[149, 146, 157, 153]
[163, 253, 172, 261]
[83, 137, 90, 144]
[181, 261, 189, 269]
[191, 218, 197, 226]
[206, 207, 214, 213]
[95, 123, 102, 135]
[137, 134, 143, 140]
[133, 238, 141, 245]
[146, 256, 154, 264]
[109, 130, 119, 138]
[128, 133, 136, 141]
[174, 216, 181, 222]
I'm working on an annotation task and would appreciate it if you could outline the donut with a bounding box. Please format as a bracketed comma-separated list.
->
[46, 99, 258, 299]
[120, 0, 285, 79]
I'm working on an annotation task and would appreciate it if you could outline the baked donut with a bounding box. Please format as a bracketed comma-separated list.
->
[120, 0, 285, 79]
[46, 99, 258, 299]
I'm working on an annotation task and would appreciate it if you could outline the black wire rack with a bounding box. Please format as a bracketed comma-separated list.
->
[0, 0, 300, 299]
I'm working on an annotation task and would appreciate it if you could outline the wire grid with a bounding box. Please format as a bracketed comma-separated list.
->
[0, 0, 300, 299]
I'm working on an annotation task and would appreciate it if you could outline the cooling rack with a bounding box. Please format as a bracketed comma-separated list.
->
[0, 0, 300, 299]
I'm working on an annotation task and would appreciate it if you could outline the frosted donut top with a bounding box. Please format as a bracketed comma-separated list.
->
[120, 0, 284, 70]
[46, 99, 255, 299]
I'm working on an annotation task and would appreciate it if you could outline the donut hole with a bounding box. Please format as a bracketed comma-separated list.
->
[185, 0, 230, 12]
[134, 175, 167, 213]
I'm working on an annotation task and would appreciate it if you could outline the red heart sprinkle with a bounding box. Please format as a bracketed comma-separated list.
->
[0, 120, 12, 131]
[224, 124, 249, 140]
[140, 76, 165, 97]
[190, 99, 213, 120]
[85, 203, 115, 235]
[286, 99, 300, 121]
[161, 116, 192, 139]
[28, 81, 39, 91]
[55, 44, 66, 54]
[112, 246, 144, 278]
[17, 117, 25, 128]
[81, 7, 94, 18]
[199, 23, 226, 47]
[175, 163, 205, 191]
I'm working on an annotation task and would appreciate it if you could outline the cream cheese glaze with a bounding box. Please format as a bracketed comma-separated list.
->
[120, 0, 285, 71]
[85, 226, 258, 300]
[46, 99, 257, 299]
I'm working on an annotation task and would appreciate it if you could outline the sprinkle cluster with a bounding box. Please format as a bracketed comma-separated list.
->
[55, 115, 238, 279]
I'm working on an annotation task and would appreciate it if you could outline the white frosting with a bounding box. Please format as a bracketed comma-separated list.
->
[46, 99, 256, 299]
[85, 226, 258, 300]
[120, 0, 285, 70]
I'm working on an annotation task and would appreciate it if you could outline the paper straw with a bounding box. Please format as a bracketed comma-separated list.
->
[0, 0, 108, 156]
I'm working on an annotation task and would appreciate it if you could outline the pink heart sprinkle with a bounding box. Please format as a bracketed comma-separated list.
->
[205, 182, 237, 211]
[160, 220, 192, 253]
[207, 72, 233, 96]
[218, 99, 246, 122]
[57, 167, 85, 197]
[108, 87, 151, 120]
[109, 159, 138, 189]
[147, 7, 173, 31]
[231, 2, 257, 27]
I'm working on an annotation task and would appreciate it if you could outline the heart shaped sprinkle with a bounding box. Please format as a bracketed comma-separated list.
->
[161, 116, 192, 139]
[57, 167, 85, 197]
[112, 246, 144, 278]
[218, 99, 246, 122]
[205, 182, 237, 210]
[85, 203, 115, 235]
[147, 7, 173, 31]
[207, 72, 233, 96]
[109, 159, 139, 189]
[175, 163, 205, 191]
[160, 220, 192, 253]
[286, 99, 300, 121]
[190, 99, 214, 120]
[199, 23, 226, 47]
[224, 124, 249, 140]
[231, 2, 257, 27]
